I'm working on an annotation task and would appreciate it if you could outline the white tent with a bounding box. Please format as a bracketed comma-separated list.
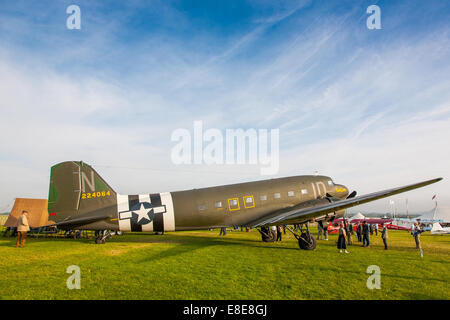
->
[431, 222, 450, 234]
[417, 206, 450, 222]
[349, 212, 365, 221]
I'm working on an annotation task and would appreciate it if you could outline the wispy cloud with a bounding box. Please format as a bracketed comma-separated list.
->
[0, 1, 449, 213]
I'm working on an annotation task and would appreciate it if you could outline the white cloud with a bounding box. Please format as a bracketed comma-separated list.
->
[0, 4, 449, 214]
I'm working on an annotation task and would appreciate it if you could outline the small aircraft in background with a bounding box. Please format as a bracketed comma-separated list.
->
[46, 161, 442, 250]
[332, 212, 393, 226]
[385, 204, 446, 231]
[327, 212, 392, 233]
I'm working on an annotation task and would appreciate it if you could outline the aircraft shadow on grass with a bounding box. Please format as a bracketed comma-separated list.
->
[311, 264, 447, 284]
[114, 234, 301, 263]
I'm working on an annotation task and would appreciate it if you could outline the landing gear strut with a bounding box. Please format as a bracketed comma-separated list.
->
[94, 230, 113, 244]
[286, 224, 317, 250]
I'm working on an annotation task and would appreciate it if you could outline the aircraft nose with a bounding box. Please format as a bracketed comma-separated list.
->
[334, 184, 349, 198]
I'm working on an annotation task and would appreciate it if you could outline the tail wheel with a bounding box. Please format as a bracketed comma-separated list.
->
[298, 232, 317, 250]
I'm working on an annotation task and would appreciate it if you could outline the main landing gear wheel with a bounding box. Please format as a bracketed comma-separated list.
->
[94, 230, 111, 244]
[298, 232, 316, 250]
[95, 237, 106, 244]
[286, 225, 317, 250]
[258, 227, 277, 242]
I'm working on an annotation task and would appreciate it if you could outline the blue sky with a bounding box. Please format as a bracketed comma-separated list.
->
[0, 0, 449, 214]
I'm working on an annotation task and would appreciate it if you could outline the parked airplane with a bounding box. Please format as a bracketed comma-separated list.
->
[332, 212, 393, 226]
[386, 206, 445, 231]
[47, 161, 442, 249]
[326, 213, 392, 233]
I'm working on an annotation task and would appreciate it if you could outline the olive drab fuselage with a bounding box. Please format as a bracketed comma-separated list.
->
[48, 161, 349, 231]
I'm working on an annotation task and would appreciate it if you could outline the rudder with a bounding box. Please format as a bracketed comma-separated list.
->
[48, 161, 118, 226]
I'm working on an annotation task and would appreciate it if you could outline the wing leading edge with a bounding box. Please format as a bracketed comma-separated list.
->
[245, 177, 443, 228]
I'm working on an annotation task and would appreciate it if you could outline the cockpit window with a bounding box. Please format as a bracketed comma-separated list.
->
[327, 180, 334, 186]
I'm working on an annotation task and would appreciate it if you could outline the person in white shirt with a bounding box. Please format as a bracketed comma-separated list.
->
[16, 210, 30, 248]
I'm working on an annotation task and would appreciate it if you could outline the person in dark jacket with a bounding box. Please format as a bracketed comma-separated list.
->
[381, 223, 388, 250]
[276, 225, 282, 241]
[362, 221, 370, 247]
[219, 227, 227, 236]
[337, 222, 349, 253]
[356, 222, 362, 242]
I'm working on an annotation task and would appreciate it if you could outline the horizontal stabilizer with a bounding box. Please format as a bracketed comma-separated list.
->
[43, 214, 110, 228]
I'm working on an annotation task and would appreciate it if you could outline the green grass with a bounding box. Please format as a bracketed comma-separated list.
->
[0, 228, 448, 300]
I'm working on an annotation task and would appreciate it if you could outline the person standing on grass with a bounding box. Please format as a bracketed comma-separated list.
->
[16, 210, 30, 248]
[317, 221, 323, 240]
[322, 221, 329, 240]
[381, 223, 388, 250]
[346, 222, 353, 245]
[219, 227, 227, 236]
[362, 221, 370, 247]
[374, 223, 379, 236]
[337, 222, 349, 253]
[412, 222, 424, 249]
[356, 222, 362, 242]
[276, 225, 282, 241]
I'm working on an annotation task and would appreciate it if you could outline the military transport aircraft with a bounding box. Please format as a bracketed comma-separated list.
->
[47, 161, 442, 249]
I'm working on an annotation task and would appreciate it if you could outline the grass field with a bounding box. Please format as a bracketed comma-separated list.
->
[0, 227, 448, 300]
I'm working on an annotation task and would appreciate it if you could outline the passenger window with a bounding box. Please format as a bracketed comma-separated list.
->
[214, 201, 223, 209]
[288, 191, 295, 197]
[228, 198, 240, 211]
[243, 195, 255, 208]
[198, 204, 206, 211]
[260, 195, 267, 201]
[301, 189, 308, 195]
[274, 193, 281, 199]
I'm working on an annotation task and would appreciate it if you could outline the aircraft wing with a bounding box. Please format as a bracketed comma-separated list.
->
[245, 177, 442, 228]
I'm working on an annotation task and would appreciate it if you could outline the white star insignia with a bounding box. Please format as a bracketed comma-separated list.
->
[132, 203, 152, 224]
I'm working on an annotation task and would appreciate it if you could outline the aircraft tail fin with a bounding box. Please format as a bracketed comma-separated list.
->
[48, 161, 117, 224]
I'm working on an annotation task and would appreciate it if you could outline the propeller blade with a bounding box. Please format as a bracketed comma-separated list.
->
[346, 191, 357, 199]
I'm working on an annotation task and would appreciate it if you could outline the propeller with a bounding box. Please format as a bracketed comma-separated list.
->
[346, 191, 357, 199]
